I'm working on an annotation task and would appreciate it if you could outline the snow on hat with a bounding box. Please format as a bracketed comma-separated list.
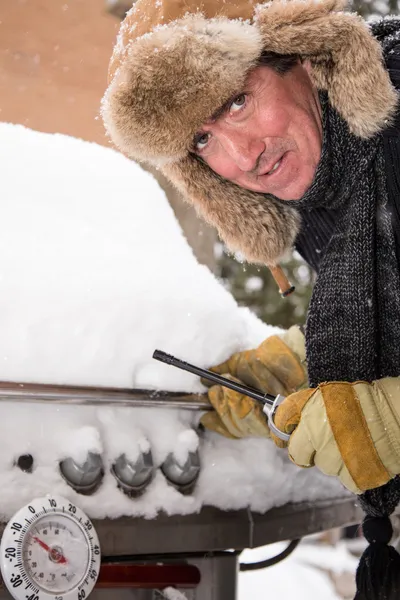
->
[101, 0, 397, 267]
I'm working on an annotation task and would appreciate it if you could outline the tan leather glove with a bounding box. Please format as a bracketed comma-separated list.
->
[271, 378, 400, 494]
[201, 374, 272, 439]
[201, 326, 307, 438]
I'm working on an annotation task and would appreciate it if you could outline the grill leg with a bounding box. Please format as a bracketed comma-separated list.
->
[187, 554, 238, 600]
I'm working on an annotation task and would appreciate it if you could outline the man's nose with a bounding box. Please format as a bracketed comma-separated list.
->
[220, 132, 265, 172]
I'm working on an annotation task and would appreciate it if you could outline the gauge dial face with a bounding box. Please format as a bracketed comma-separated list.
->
[0, 496, 101, 600]
[23, 513, 90, 593]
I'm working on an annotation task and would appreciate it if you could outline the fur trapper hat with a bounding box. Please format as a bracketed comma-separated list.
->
[101, 0, 397, 267]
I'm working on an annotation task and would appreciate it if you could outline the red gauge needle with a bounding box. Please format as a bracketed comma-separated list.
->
[33, 537, 50, 552]
[33, 537, 67, 564]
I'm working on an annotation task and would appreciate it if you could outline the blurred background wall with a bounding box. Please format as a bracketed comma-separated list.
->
[0, 0, 117, 143]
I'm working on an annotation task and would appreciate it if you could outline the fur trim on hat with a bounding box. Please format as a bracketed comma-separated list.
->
[164, 156, 301, 265]
[102, 15, 263, 164]
[102, 0, 398, 265]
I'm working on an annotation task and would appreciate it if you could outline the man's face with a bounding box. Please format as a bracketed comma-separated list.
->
[192, 62, 323, 201]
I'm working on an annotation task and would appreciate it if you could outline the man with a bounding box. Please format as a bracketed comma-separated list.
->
[102, 0, 400, 596]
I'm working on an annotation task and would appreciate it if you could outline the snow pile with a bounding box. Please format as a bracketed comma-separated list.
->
[0, 123, 270, 390]
[0, 123, 343, 520]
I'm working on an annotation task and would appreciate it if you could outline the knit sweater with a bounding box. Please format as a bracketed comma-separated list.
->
[295, 45, 400, 272]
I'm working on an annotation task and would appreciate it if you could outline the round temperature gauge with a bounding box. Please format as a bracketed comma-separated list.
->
[0, 496, 101, 600]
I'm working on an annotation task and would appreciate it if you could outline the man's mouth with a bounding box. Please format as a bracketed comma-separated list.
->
[260, 154, 285, 177]
[267, 158, 282, 174]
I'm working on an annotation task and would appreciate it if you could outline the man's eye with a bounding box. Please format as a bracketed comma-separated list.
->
[194, 132, 210, 152]
[229, 94, 246, 113]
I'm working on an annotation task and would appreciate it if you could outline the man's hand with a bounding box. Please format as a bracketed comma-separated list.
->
[271, 378, 400, 494]
[201, 375, 272, 438]
[201, 326, 307, 438]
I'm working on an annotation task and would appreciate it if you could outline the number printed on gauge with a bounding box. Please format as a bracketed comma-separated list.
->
[0, 496, 101, 600]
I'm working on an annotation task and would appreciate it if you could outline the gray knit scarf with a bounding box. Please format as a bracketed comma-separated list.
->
[295, 93, 400, 386]
[283, 91, 400, 598]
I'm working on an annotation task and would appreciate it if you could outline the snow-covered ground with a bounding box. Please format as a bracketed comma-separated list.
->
[239, 539, 359, 599]
[0, 122, 344, 521]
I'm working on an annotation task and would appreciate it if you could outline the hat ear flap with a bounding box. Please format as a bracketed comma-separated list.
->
[163, 155, 300, 265]
[256, 0, 397, 138]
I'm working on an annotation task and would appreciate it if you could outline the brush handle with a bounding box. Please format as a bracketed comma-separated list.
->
[153, 350, 275, 406]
